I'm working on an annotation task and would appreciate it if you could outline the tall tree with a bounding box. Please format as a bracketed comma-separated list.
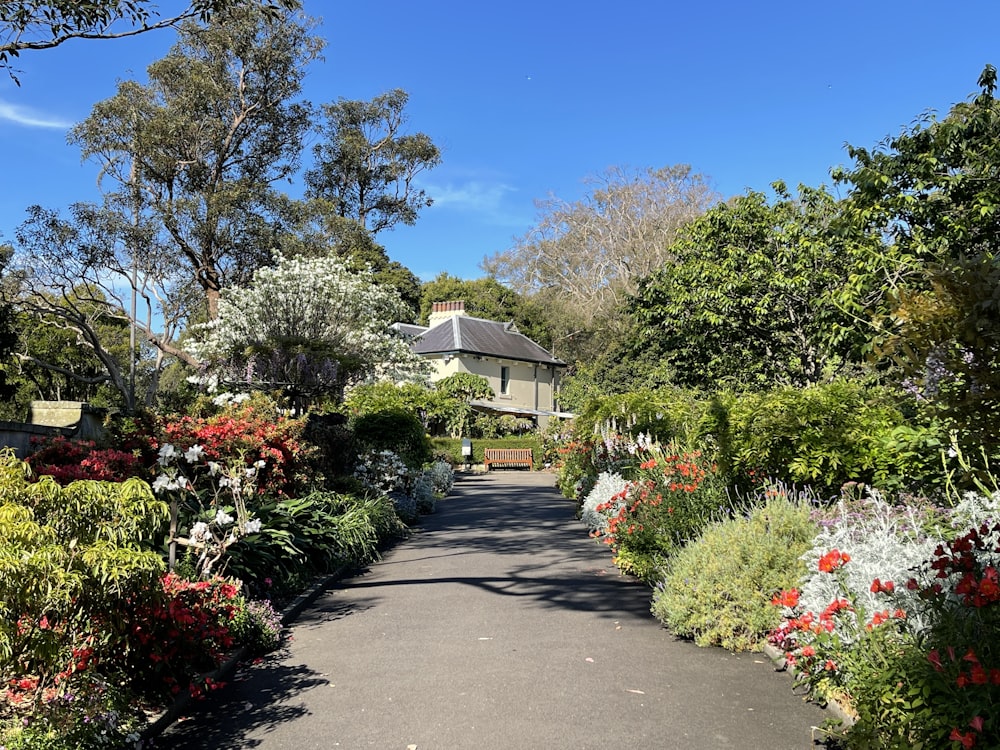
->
[277, 200, 422, 319]
[483, 165, 719, 324]
[68, 3, 322, 321]
[0, 0, 296, 83]
[834, 65, 1000, 450]
[304, 89, 441, 235]
[627, 184, 877, 390]
[482, 164, 718, 366]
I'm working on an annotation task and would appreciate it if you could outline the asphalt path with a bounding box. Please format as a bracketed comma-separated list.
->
[156, 471, 829, 749]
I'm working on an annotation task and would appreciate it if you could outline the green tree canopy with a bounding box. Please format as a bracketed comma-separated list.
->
[833, 65, 1000, 449]
[627, 184, 877, 390]
[68, 3, 322, 320]
[304, 89, 441, 236]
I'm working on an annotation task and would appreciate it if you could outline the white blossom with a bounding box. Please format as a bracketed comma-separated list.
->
[214, 509, 234, 526]
[190, 522, 210, 542]
[243, 518, 262, 534]
[157, 443, 178, 467]
[184, 444, 205, 463]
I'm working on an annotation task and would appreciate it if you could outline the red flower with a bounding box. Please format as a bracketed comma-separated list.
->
[818, 549, 850, 573]
[771, 589, 800, 608]
[950, 728, 977, 748]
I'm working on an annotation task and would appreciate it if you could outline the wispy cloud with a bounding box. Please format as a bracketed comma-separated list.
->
[427, 180, 515, 214]
[0, 99, 72, 129]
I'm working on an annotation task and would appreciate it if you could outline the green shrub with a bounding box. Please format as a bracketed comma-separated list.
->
[350, 408, 431, 468]
[651, 491, 816, 651]
[711, 380, 909, 495]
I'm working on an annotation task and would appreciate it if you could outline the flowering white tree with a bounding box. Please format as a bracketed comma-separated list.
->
[190, 253, 428, 406]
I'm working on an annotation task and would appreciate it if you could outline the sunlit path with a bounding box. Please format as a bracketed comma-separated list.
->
[158, 472, 829, 749]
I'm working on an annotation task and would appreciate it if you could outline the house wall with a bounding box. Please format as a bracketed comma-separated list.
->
[427, 354, 561, 416]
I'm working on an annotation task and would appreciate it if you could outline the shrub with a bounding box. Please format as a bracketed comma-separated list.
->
[712, 381, 909, 496]
[350, 408, 431, 468]
[580, 471, 628, 532]
[423, 460, 454, 495]
[161, 395, 312, 496]
[412, 473, 436, 514]
[651, 490, 817, 651]
[588, 444, 726, 581]
[121, 573, 241, 701]
[230, 598, 284, 656]
[26, 436, 147, 484]
[1, 674, 145, 750]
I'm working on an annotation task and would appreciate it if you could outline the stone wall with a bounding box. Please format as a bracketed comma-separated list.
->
[0, 401, 108, 458]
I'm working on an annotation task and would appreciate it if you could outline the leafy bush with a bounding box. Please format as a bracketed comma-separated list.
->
[26, 436, 147, 484]
[423, 460, 454, 495]
[651, 490, 816, 651]
[412, 473, 436, 514]
[0, 452, 167, 693]
[161, 395, 312, 496]
[569, 387, 713, 449]
[224, 489, 407, 595]
[230, 598, 284, 656]
[122, 573, 241, 701]
[711, 381, 909, 496]
[350, 408, 431, 468]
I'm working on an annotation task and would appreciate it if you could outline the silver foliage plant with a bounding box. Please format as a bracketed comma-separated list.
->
[798, 487, 949, 636]
[424, 460, 454, 495]
[580, 471, 628, 533]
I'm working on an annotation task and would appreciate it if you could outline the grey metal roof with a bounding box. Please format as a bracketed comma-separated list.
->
[412, 315, 565, 367]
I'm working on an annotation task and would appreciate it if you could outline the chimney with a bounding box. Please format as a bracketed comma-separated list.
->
[429, 300, 467, 327]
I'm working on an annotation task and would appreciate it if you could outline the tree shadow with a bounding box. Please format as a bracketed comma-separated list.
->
[153, 657, 327, 749]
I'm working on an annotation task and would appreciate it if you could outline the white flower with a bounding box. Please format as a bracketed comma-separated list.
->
[254, 459, 266, 470]
[190, 522, 210, 542]
[243, 518, 262, 534]
[151, 474, 172, 493]
[157, 443, 178, 467]
[207, 461, 222, 476]
[214, 509, 234, 526]
[184, 444, 205, 463]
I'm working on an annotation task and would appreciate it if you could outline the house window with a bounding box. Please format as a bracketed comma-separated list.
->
[500, 366, 510, 395]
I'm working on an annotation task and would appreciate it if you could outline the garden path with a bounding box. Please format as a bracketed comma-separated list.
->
[156, 471, 830, 749]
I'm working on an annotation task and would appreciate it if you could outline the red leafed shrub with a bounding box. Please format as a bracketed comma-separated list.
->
[160, 402, 312, 496]
[27, 436, 147, 484]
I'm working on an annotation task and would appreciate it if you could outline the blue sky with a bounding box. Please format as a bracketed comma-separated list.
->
[1, 1, 999, 281]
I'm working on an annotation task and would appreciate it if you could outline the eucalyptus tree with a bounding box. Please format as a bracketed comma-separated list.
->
[304, 89, 442, 235]
[1, 0, 296, 83]
[69, 2, 322, 322]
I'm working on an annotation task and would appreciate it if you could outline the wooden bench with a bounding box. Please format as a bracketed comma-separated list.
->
[483, 448, 533, 471]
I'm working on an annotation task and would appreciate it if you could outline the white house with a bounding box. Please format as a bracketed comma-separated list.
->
[394, 301, 570, 427]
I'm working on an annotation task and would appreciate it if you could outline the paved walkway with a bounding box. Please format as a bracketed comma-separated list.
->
[157, 471, 829, 749]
